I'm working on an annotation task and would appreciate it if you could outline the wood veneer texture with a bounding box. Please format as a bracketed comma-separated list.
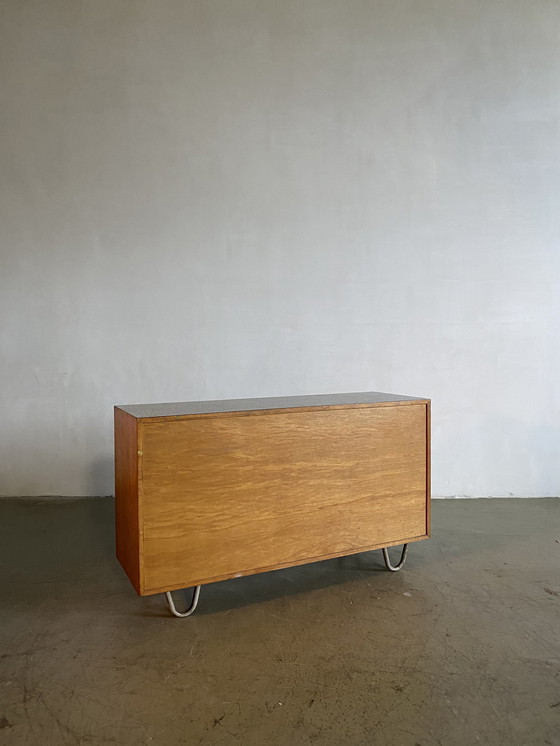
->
[114, 394, 430, 596]
[114, 407, 141, 593]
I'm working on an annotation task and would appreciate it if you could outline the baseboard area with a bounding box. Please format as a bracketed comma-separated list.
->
[433, 494, 559, 499]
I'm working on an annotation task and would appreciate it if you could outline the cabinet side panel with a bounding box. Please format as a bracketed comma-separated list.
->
[141, 403, 428, 594]
[114, 407, 140, 594]
[426, 401, 431, 537]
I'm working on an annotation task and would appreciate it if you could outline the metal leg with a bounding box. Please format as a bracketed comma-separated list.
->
[165, 585, 202, 618]
[382, 544, 409, 572]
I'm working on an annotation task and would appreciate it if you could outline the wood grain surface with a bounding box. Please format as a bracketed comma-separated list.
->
[137, 403, 429, 595]
[425, 400, 432, 538]
[114, 407, 141, 593]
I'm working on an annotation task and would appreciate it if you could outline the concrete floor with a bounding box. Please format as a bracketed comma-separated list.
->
[0, 499, 559, 746]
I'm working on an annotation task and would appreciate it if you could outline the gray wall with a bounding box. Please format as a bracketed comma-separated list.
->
[1, 0, 559, 497]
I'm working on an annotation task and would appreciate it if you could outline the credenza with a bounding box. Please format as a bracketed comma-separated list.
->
[114, 391, 430, 617]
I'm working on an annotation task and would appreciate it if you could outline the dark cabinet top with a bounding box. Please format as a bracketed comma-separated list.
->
[116, 391, 428, 419]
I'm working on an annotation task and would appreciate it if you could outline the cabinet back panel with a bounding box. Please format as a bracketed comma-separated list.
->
[140, 404, 427, 593]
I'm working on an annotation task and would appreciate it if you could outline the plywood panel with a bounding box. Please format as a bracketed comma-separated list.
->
[140, 403, 428, 594]
[114, 407, 141, 593]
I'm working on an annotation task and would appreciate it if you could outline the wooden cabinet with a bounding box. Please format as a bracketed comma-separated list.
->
[115, 392, 430, 597]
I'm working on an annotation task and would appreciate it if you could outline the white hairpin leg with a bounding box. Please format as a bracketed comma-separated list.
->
[165, 585, 202, 617]
[382, 544, 409, 572]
